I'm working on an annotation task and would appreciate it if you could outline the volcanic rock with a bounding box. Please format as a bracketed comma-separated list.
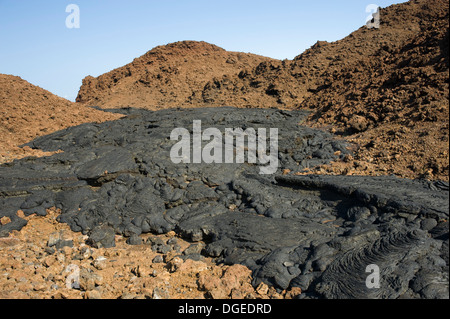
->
[0, 74, 122, 164]
[76, 41, 276, 109]
[0, 107, 448, 299]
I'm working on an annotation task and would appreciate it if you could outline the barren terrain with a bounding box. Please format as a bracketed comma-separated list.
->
[0, 74, 123, 164]
[0, 0, 448, 300]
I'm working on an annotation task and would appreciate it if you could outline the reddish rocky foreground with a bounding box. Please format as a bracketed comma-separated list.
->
[0, 209, 301, 299]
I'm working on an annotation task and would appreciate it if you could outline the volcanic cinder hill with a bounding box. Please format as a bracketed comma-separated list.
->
[298, 0, 449, 181]
[76, 0, 448, 111]
[76, 41, 278, 109]
[76, 0, 449, 181]
[0, 0, 449, 300]
[0, 74, 123, 163]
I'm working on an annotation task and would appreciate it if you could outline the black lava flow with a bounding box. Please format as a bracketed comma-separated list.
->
[0, 107, 448, 299]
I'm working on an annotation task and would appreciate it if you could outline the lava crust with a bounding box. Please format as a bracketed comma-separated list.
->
[0, 107, 448, 299]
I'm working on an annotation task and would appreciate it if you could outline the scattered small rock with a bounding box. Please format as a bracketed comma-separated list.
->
[183, 243, 205, 255]
[284, 287, 302, 299]
[47, 231, 73, 249]
[154, 244, 171, 254]
[256, 282, 269, 295]
[85, 289, 102, 299]
[152, 287, 170, 299]
[176, 259, 208, 273]
[79, 268, 103, 292]
[152, 255, 164, 264]
[126, 235, 143, 246]
[86, 226, 116, 249]
[93, 256, 108, 270]
[167, 257, 184, 272]
[0, 216, 11, 226]
[167, 237, 178, 245]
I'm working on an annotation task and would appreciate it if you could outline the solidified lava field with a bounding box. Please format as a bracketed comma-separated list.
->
[0, 107, 448, 299]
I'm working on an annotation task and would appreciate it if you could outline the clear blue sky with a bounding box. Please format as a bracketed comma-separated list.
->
[0, 0, 406, 101]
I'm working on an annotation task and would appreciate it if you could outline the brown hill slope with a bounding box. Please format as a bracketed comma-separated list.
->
[76, 41, 277, 109]
[0, 74, 123, 163]
[203, 0, 448, 109]
[181, 0, 449, 181]
[299, 0, 449, 181]
[77, 0, 448, 112]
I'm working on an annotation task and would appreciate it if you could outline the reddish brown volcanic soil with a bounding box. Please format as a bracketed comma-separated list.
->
[0, 74, 123, 164]
[1, 209, 299, 299]
[76, 41, 278, 109]
[299, 0, 449, 181]
[0, 0, 448, 300]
